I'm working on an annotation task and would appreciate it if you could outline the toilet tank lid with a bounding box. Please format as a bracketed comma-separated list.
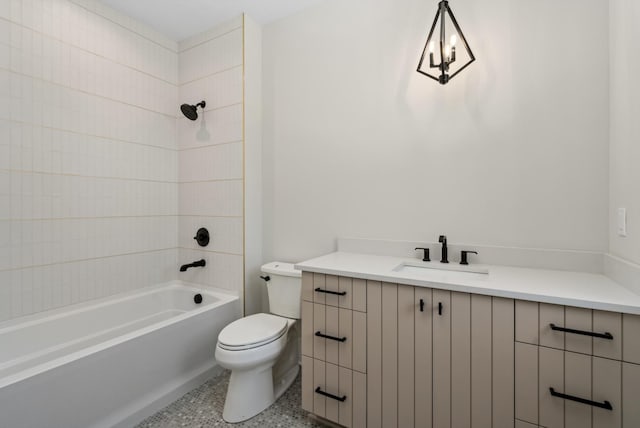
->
[261, 262, 301, 278]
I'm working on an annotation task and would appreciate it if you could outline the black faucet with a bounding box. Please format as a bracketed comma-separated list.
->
[438, 235, 448, 263]
[460, 250, 478, 265]
[180, 259, 206, 272]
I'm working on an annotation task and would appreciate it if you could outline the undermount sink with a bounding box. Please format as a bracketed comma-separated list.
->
[393, 260, 489, 276]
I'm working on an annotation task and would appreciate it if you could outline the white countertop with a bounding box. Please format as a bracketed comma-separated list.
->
[295, 252, 640, 315]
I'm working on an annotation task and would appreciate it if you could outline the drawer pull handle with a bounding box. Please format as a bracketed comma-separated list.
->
[315, 387, 347, 402]
[315, 287, 347, 296]
[549, 388, 612, 410]
[419, 298, 425, 312]
[549, 323, 613, 340]
[438, 302, 443, 316]
[315, 331, 347, 342]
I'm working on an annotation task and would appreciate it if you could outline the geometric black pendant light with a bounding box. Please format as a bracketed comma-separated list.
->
[417, 0, 475, 84]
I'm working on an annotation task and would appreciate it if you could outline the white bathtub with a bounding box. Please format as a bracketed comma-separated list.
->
[0, 282, 240, 428]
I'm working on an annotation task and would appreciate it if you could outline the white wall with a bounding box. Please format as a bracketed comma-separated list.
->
[609, 0, 640, 265]
[243, 15, 266, 315]
[176, 18, 245, 300]
[262, 0, 610, 262]
[0, 0, 179, 321]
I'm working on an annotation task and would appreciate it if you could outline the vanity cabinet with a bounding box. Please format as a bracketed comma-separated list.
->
[301, 272, 514, 428]
[369, 284, 514, 428]
[514, 301, 640, 428]
[301, 272, 640, 428]
[301, 273, 367, 427]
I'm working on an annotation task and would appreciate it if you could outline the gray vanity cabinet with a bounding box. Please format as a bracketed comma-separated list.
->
[369, 285, 515, 428]
[301, 273, 367, 428]
[514, 301, 640, 428]
[301, 272, 515, 428]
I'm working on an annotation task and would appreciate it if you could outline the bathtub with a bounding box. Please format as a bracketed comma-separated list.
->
[0, 282, 240, 428]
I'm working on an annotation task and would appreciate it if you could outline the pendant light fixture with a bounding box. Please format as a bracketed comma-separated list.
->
[417, 0, 475, 84]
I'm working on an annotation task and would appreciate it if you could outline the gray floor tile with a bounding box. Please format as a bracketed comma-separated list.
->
[135, 370, 327, 428]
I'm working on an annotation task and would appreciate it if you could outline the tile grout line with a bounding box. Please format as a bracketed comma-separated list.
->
[1, 66, 176, 118]
[177, 26, 243, 54]
[0, 15, 178, 85]
[68, 0, 178, 54]
[0, 247, 179, 273]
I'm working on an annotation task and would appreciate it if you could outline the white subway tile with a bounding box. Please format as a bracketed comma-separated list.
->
[179, 180, 243, 217]
[179, 141, 243, 183]
[178, 104, 242, 150]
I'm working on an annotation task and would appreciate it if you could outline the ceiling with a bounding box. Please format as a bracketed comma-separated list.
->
[98, 0, 327, 42]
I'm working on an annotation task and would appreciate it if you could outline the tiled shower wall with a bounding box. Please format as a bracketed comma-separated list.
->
[176, 17, 244, 299]
[0, 0, 180, 321]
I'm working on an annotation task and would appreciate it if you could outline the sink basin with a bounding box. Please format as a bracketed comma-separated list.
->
[393, 260, 489, 276]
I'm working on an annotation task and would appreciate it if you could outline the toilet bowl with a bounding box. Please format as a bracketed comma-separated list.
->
[215, 262, 301, 423]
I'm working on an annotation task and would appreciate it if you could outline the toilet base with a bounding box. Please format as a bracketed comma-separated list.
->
[222, 364, 274, 423]
[274, 363, 299, 402]
[221, 363, 300, 423]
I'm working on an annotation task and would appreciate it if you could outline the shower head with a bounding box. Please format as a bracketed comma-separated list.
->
[180, 100, 206, 121]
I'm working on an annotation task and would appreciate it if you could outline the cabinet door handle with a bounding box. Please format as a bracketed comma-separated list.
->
[438, 302, 443, 316]
[315, 386, 347, 402]
[549, 387, 612, 410]
[549, 323, 613, 340]
[419, 299, 425, 312]
[315, 331, 347, 342]
[315, 287, 347, 296]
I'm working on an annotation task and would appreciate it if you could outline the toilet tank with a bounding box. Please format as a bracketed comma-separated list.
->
[261, 262, 302, 319]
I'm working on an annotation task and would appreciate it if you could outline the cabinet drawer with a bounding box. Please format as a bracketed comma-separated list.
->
[623, 313, 640, 364]
[301, 302, 367, 372]
[515, 301, 622, 360]
[302, 356, 366, 428]
[515, 344, 622, 428]
[302, 272, 367, 312]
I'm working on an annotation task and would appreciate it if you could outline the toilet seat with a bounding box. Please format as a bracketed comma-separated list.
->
[217, 313, 288, 351]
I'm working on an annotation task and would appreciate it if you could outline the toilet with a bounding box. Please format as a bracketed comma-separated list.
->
[215, 262, 302, 423]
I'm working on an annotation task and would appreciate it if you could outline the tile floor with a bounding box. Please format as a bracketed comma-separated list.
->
[135, 370, 328, 427]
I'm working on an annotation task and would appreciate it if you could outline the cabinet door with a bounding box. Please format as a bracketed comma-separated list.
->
[540, 303, 564, 349]
[313, 303, 326, 361]
[492, 297, 514, 428]
[432, 289, 451, 428]
[398, 285, 415, 428]
[565, 307, 593, 355]
[539, 347, 564, 428]
[536, 351, 622, 428]
[515, 342, 539, 425]
[415, 287, 433, 428]
[592, 310, 622, 360]
[471, 294, 492, 427]
[381, 282, 398, 428]
[366, 281, 382, 428]
[301, 300, 314, 357]
[451, 292, 471, 428]
[623, 314, 640, 364]
[592, 357, 621, 428]
[623, 362, 640, 427]
[564, 352, 591, 428]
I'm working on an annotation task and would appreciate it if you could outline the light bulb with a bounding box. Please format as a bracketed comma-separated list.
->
[444, 45, 451, 58]
[450, 34, 458, 47]
[428, 41, 435, 53]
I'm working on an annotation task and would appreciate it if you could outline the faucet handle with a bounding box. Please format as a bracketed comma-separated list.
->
[460, 250, 478, 265]
[415, 247, 430, 262]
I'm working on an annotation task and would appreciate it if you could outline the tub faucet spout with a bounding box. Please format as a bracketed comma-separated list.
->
[180, 259, 206, 272]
